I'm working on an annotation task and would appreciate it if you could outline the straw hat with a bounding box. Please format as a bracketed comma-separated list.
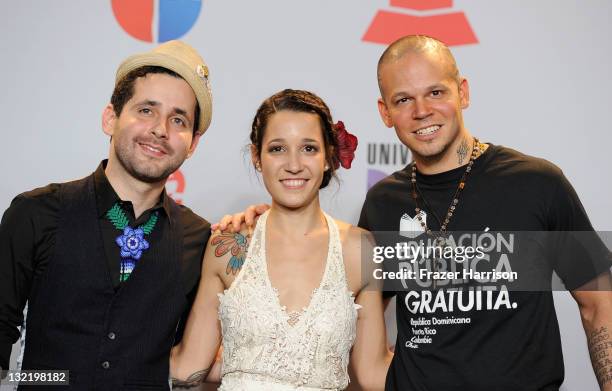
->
[115, 41, 212, 134]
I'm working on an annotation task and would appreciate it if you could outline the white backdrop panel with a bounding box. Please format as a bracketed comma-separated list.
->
[1, 1, 610, 390]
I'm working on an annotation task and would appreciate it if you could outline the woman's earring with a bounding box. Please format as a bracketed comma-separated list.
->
[255, 162, 262, 172]
[324, 164, 329, 171]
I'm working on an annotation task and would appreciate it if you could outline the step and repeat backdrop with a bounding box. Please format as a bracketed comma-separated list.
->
[1, 1, 611, 389]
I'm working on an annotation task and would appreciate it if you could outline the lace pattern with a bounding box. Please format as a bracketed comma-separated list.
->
[218, 211, 359, 390]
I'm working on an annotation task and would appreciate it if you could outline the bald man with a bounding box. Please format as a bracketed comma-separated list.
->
[358, 35, 612, 390]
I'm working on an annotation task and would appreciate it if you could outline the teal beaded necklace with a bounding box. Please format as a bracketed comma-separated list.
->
[106, 202, 159, 282]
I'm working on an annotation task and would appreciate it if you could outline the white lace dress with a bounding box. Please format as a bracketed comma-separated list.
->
[217, 211, 360, 390]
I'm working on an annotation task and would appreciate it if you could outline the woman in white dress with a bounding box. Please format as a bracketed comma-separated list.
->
[171, 89, 392, 390]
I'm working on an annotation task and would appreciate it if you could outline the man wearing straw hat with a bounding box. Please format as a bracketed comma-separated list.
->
[0, 41, 212, 390]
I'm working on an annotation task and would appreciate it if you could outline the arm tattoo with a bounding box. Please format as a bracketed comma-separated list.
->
[210, 232, 250, 275]
[457, 137, 469, 165]
[171, 368, 210, 388]
[588, 326, 612, 387]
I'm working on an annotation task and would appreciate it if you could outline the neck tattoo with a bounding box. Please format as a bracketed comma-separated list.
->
[457, 137, 469, 165]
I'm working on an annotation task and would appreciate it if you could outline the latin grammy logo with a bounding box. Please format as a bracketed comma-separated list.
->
[362, 0, 478, 47]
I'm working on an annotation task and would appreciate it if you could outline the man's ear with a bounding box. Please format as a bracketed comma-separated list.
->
[102, 104, 117, 137]
[377, 97, 394, 128]
[458, 77, 470, 109]
[186, 132, 202, 158]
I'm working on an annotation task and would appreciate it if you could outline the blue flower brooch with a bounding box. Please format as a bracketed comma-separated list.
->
[106, 203, 158, 281]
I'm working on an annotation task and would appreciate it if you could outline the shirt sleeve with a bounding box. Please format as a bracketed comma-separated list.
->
[357, 199, 370, 231]
[0, 187, 59, 370]
[0, 195, 37, 369]
[547, 172, 612, 290]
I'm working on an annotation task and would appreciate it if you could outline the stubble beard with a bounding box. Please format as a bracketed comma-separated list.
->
[114, 138, 184, 184]
[404, 127, 459, 166]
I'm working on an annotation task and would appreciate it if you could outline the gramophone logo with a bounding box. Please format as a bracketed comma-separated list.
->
[363, 0, 478, 46]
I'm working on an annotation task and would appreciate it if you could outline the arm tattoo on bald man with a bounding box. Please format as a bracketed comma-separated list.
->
[457, 137, 469, 165]
[172, 368, 210, 388]
[588, 326, 612, 387]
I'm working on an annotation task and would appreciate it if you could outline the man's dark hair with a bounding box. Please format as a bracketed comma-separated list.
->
[110, 66, 200, 134]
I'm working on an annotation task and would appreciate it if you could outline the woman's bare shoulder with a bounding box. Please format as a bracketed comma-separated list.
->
[334, 220, 373, 268]
[333, 219, 372, 246]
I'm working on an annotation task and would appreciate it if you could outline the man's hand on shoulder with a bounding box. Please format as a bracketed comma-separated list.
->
[211, 204, 270, 233]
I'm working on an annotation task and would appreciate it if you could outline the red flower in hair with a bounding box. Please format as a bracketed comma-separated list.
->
[333, 121, 358, 169]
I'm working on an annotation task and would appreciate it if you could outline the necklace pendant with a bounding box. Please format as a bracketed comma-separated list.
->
[106, 203, 158, 283]
[411, 137, 481, 238]
[115, 226, 150, 260]
[436, 236, 447, 247]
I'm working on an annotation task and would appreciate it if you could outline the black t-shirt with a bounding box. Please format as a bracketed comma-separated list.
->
[358, 144, 610, 391]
